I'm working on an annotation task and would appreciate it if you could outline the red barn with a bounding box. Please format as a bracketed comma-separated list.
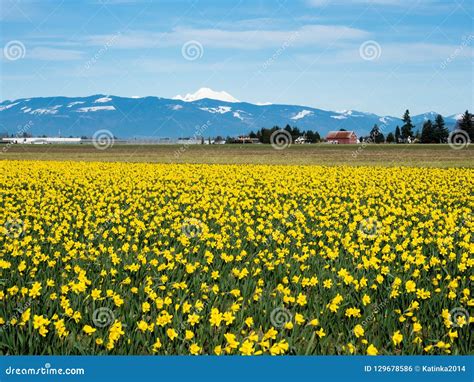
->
[326, 131, 357, 144]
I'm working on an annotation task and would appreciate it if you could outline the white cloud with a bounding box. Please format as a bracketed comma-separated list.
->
[296, 42, 474, 65]
[85, 24, 369, 50]
[28, 47, 84, 61]
[376, 42, 474, 63]
[307, 0, 413, 6]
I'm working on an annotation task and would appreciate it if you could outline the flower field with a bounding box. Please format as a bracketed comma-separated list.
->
[0, 161, 472, 355]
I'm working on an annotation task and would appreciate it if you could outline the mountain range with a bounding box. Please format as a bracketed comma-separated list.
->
[0, 88, 462, 139]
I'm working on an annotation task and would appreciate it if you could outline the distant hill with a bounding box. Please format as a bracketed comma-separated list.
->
[0, 88, 461, 139]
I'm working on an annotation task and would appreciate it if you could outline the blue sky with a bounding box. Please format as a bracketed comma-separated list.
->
[1, 0, 472, 116]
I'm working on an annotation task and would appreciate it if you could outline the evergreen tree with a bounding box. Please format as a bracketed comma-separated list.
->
[261, 128, 274, 144]
[420, 120, 435, 143]
[314, 131, 321, 142]
[415, 129, 420, 140]
[395, 126, 401, 143]
[433, 114, 448, 143]
[369, 124, 385, 143]
[401, 109, 414, 141]
[457, 110, 473, 140]
[290, 126, 301, 141]
[369, 124, 378, 141]
[254, 125, 320, 144]
[306, 130, 320, 143]
[386, 132, 395, 143]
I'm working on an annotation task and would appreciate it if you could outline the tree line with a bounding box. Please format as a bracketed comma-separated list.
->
[241, 110, 472, 145]
[246, 125, 321, 143]
[361, 109, 473, 144]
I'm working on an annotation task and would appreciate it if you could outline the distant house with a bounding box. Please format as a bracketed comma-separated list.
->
[232, 136, 260, 144]
[294, 136, 309, 144]
[177, 137, 202, 145]
[2, 137, 81, 144]
[325, 131, 357, 144]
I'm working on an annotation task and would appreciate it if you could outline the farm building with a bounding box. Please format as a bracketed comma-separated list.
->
[232, 136, 260, 144]
[325, 131, 357, 144]
[294, 136, 310, 144]
[1, 137, 81, 144]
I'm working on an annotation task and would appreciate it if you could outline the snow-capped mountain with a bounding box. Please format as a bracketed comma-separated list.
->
[173, 88, 240, 103]
[0, 90, 460, 139]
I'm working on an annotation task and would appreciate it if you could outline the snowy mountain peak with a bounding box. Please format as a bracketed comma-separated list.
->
[173, 88, 240, 103]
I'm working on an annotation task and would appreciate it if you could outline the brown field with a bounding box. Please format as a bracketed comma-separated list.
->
[0, 143, 472, 167]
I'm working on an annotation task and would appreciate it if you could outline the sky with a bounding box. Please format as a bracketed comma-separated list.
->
[0, 0, 473, 116]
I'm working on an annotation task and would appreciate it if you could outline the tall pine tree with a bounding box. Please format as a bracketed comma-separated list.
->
[395, 126, 401, 143]
[433, 114, 448, 143]
[401, 109, 414, 142]
[369, 124, 379, 142]
[420, 120, 435, 143]
[457, 110, 473, 140]
[369, 124, 385, 143]
[305, 130, 320, 143]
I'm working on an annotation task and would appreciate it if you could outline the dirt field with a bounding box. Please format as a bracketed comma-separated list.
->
[0, 143, 472, 167]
